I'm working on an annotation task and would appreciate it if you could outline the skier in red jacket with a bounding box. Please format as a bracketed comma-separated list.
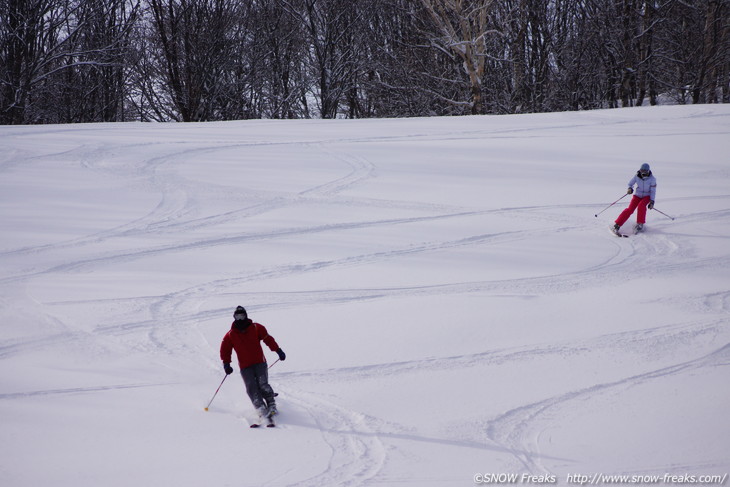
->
[220, 306, 286, 420]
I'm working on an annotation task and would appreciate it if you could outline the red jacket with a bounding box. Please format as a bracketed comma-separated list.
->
[220, 320, 280, 370]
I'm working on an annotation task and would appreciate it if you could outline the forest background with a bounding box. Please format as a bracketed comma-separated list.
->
[2, 0, 729, 124]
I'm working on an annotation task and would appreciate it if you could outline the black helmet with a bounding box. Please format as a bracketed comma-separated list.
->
[233, 306, 247, 320]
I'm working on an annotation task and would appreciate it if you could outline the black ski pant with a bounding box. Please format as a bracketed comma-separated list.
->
[240, 362, 275, 411]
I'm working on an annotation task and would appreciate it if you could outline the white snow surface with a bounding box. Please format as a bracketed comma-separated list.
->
[1, 106, 729, 486]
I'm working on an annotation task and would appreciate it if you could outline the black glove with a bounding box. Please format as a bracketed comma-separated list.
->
[648, 200, 654, 210]
[276, 348, 286, 361]
[627, 187, 633, 195]
[223, 362, 234, 375]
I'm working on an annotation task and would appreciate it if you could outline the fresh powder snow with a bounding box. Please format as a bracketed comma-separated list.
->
[1, 106, 729, 486]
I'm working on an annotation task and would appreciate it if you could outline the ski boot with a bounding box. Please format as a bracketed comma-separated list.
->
[267, 403, 278, 418]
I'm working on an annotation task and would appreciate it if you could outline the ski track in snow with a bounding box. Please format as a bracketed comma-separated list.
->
[1, 108, 729, 485]
[277, 390, 387, 487]
[0, 382, 172, 400]
[484, 341, 730, 476]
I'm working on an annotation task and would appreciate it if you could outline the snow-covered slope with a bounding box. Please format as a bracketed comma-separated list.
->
[1, 106, 729, 486]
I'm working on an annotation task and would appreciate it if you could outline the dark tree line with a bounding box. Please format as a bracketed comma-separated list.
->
[2, 0, 728, 124]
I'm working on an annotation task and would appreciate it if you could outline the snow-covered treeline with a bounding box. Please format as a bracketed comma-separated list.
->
[1, 0, 729, 124]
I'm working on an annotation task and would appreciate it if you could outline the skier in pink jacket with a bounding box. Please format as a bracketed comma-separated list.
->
[614, 163, 657, 233]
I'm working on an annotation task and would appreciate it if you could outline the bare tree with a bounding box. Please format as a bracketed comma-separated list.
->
[3, 0, 728, 124]
[352, 0, 441, 117]
[144, 0, 251, 121]
[504, 0, 556, 112]
[0, 0, 139, 124]
[695, 0, 729, 103]
[419, 0, 500, 114]
[0, 0, 84, 123]
[280, 0, 364, 118]
[250, 1, 308, 119]
[53, 0, 139, 122]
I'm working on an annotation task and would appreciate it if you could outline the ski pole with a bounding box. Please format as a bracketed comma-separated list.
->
[595, 193, 629, 217]
[652, 207, 675, 221]
[204, 374, 228, 411]
[268, 359, 280, 369]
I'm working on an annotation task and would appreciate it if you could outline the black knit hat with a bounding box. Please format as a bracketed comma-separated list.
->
[233, 306, 247, 320]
